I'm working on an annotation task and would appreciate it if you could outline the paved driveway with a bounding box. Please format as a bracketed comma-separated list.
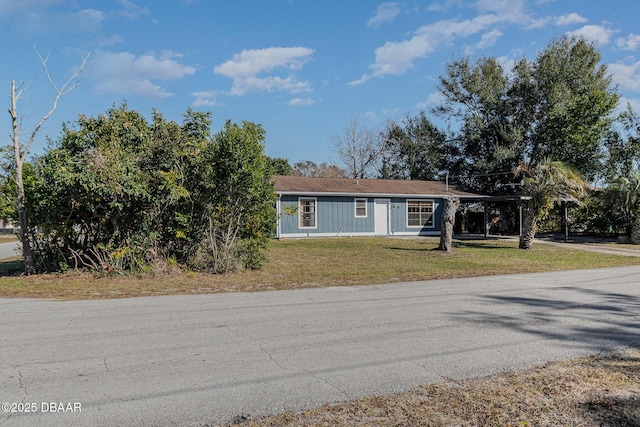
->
[1, 266, 639, 426]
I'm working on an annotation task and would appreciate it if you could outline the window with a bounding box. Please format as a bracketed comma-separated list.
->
[355, 198, 367, 218]
[407, 200, 434, 227]
[299, 198, 317, 228]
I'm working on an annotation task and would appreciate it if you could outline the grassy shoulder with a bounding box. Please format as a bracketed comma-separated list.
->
[0, 237, 639, 300]
[220, 350, 640, 427]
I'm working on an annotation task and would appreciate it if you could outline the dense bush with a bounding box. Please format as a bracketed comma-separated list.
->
[24, 104, 276, 274]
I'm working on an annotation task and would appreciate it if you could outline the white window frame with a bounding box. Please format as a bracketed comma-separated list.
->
[354, 198, 368, 218]
[406, 199, 435, 228]
[299, 197, 317, 229]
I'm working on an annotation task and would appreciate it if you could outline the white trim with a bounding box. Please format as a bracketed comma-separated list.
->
[354, 198, 368, 218]
[298, 197, 317, 229]
[279, 232, 376, 238]
[374, 198, 391, 236]
[406, 199, 436, 229]
[276, 196, 282, 238]
[391, 230, 440, 236]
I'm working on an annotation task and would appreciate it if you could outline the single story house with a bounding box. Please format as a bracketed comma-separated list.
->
[273, 175, 489, 239]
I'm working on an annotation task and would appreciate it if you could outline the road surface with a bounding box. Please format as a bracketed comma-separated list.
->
[0, 241, 19, 260]
[1, 266, 639, 426]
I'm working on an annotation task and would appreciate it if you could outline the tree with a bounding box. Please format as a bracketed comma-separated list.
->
[266, 157, 292, 176]
[435, 36, 618, 193]
[30, 103, 156, 271]
[515, 160, 590, 249]
[608, 170, 640, 244]
[331, 116, 382, 178]
[8, 50, 88, 274]
[380, 112, 453, 181]
[28, 104, 276, 274]
[603, 105, 640, 179]
[436, 56, 525, 193]
[525, 36, 618, 179]
[194, 120, 276, 272]
[437, 196, 460, 253]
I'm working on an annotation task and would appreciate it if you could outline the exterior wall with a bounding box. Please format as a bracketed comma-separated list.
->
[387, 198, 441, 236]
[277, 195, 443, 238]
[278, 195, 375, 237]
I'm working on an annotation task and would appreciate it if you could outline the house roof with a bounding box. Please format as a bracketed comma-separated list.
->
[273, 175, 487, 199]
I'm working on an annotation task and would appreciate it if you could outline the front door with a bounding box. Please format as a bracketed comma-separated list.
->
[374, 199, 390, 236]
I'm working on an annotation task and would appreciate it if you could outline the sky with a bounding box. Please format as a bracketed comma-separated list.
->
[2, 0, 640, 165]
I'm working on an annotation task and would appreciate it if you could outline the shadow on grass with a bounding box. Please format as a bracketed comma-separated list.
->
[385, 240, 513, 252]
[450, 241, 514, 250]
[0, 258, 23, 276]
[581, 393, 640, 426]
[579, 352, 640, 426]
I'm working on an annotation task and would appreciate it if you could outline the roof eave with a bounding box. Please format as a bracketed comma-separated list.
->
[276, 190, 487, 199]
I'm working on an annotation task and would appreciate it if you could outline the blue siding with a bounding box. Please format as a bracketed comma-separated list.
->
[279, 195, 375, 236]
[389, 198, 442, 235]
[278, 195, 444, 237]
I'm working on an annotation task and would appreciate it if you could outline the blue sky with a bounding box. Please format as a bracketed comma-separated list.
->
[2, 0, 640, 165]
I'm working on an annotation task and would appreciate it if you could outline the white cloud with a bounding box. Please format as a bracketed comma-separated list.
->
[618, 96, 640, 115]
[117, 0, 150, 19]
[415, 92, 445, 110]
[555, 13, 587, 26]
[288, 97, 315, 106]
[16, 7, 106, 35]
[367, 2, 401, 28]
[476, 29, 503, 49]
[90, 50, 196, 100]
[568, 25, 615, 46]
[351, 0, 534, 85]
[617, 34, 640, 51]
[609, 60, 640, 93]
[214, 47, 314, 95]
[0, 0, 62, 17]
[192, 90, 220, 107]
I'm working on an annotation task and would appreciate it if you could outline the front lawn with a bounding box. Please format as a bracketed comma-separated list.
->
[1, 237, 639, 300]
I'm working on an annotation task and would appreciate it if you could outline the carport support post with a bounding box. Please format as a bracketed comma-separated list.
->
[519, 204, 523, 237]
[484, 201, 489, 237]
[563, 201, 569, 242]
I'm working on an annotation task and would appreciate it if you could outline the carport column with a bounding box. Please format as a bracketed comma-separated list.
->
[484, 201, 489, 237]
[563, 201, 569, 242]
[276, 195, 281, 239]
[519, 203, 523, 237]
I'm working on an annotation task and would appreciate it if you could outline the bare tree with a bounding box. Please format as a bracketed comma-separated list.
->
[331, 116, 382, 179]
[291, 160, 347, 178]
[9, 49, 89, 274]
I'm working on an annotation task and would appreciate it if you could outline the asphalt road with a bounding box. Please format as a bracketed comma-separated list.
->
[1, 266, 639, 426]
[0, 242, 19, 260]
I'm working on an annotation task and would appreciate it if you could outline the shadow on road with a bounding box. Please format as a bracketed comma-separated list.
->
[452, 285, 640, 425]
[456, 286, 640, 349]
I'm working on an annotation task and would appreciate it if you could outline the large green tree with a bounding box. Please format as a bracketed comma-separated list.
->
[431, 35, 618, 193]
[380, 112, 453, 181]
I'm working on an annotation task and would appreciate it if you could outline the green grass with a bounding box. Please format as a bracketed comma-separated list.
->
[1, 237, 639, 300]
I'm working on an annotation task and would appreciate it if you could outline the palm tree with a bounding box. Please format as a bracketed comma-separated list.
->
[515, 160, 590, 249]
[609, 170, 640, 244]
